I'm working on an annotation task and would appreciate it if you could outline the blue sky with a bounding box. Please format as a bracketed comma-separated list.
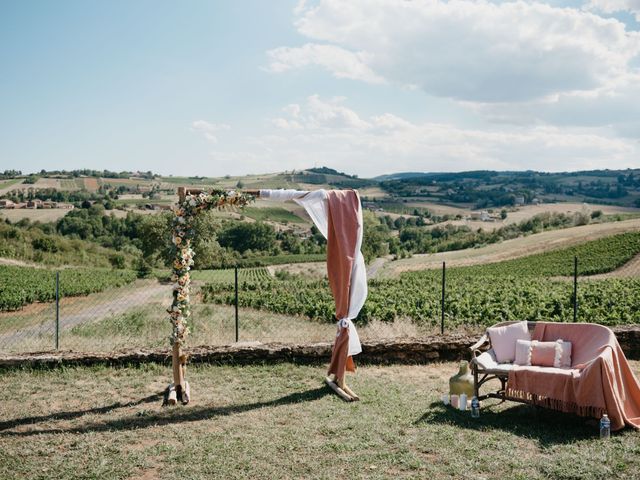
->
[1, 0, 639, 178]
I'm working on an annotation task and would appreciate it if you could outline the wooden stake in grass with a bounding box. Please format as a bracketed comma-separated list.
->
[325, 376, 354, 402]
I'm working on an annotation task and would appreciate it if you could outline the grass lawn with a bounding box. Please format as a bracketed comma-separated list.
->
[1, 362, 638, 479]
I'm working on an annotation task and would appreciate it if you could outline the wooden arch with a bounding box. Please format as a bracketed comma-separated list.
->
[166, 186, 362, 405]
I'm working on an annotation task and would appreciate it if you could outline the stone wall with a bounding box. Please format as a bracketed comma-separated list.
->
[1, 327, 638, 369]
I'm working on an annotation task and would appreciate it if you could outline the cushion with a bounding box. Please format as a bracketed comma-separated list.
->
[557, 339, 572, 367]
[514, 339, 532, 366]
[531, 341, 557, 367]
[475, 349, 514, 372]
[514, 339, 573, 368]
[487, 321, 531, 363]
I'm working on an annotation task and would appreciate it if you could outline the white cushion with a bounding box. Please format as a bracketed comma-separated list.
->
[514, 339, 532, 366]
[475, 349, 514, 372]
[487, 321, 531, 363]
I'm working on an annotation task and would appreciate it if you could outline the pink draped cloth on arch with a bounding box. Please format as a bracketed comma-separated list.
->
[507, 322, 640, 430]
[257, 188, 367, 380]
[325, 190, 361, 377]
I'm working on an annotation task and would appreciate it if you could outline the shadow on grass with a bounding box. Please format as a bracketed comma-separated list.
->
[0, 385, 330, 437]
[416, 400, 598, 447]
[0, 392, 165, 432]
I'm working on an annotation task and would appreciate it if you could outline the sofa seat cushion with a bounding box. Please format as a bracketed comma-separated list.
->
[512, 365, 580, 378]
[475, 349, 514, 373]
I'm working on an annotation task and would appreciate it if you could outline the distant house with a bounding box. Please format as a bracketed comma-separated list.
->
[0, 199, 15, 209]
[26, 199, 43, 209]
[515, 196, 525, 206]
[470, 210, 492, 222]
[532, 198, 541, 205]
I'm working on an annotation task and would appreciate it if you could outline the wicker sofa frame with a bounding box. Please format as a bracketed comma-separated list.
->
[469, 321, 538, 402]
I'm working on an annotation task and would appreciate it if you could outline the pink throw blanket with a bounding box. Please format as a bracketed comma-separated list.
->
[507, 322, 640, 430]
[326, 190, 360, 378]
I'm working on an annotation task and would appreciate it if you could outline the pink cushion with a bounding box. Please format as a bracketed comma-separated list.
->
[531, 341, 557, 367]
[514, 339, 573, 367]
[488, 321, 531, 363]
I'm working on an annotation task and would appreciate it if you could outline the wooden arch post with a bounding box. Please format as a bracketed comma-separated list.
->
[167, 186, 188, 405]
[166, 186, 255, 405]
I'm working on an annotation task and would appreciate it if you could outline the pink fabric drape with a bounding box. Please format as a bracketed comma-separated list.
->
[507, 322, 640, 430]
[325, 190, 361, 378]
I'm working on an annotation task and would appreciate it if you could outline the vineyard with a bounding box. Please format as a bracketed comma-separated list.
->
[235, 253, 326, 268]
[0, 265, 137, 311]
[458, 231, 640, 277]
[201, 233, 640, 328]
[191, 267, 272, 283]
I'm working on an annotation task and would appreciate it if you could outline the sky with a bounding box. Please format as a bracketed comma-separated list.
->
[0, 0, 639, 178]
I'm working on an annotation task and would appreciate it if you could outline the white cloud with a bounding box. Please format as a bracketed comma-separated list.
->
[465, 73, 640, 137]
[269, 0, 640, 103]
[267, 43, 384, 84]
[586, 0, 640, 21]
[191, 120, 230, 143]
[209, 96, 638, 177]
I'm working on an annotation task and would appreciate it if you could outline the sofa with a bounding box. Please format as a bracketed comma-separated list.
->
[470, 320, 640, 430]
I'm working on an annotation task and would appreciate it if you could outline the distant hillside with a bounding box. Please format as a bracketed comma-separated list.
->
[375, 168, 640, 208]
[2, 166, 640, 209]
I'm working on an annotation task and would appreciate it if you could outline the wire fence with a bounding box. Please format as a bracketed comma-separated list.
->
[1, 253, 639, 354]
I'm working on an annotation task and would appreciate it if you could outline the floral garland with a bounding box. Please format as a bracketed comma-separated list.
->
[168, 189, 254, 346]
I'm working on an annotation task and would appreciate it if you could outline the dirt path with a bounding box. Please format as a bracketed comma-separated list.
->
[367, 257, 389, 279]
[0, 281, 170, 348]
[380, 218, 640, 278]
[0, 257, 43, 268]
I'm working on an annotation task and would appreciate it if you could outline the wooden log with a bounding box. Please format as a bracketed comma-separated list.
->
[167, 383, 177, 405]
[325, 376, 353, 402]
[182, 381, 191, 405]
[341, 383, 360, 402]
[172, 342, 185, 401]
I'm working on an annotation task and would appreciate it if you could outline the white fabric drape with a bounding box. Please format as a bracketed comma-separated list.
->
[259, 189, 366, 356]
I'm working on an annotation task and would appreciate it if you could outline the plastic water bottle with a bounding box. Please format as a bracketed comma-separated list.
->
[471, 396, 480, 418]
[600, 414, 610, 439]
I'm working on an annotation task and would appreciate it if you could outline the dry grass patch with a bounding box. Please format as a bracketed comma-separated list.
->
[0, 362, 639, 479]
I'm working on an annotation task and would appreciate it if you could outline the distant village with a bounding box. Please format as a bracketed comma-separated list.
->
[0, 199, 74, 210]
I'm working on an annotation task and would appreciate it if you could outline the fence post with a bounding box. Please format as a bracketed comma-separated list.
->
[573, 256, 578, 323]
[235, 265, 239, 342]
[441, 261, 446, 334]
[55, 271, 60, 350]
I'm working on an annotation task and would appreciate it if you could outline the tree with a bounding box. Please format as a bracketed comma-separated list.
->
[500, 209, 508, 220]
[217, 221, 277, 253]
[361, 211, 391, 262]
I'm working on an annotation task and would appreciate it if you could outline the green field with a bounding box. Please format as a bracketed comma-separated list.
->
[0, 265, 137, 311]
[459, 231, 640, 277]
[243, 206, 306, 223]
[0, 178, 23, 190]
[236, 253, 326, 267]
[191, 267, 272, 283]
[159, 176, 220, 185]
